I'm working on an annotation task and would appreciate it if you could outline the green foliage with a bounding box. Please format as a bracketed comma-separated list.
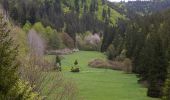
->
[48, 33, 62, 49]
[32, 22, 46, 35]
[14, 27, 29, 57]
[23, 21, 32, 32]
[0, 14, 19, 99]
[163, 79, 170, 100]
[106, 45, 116, 60]
[71, 67, 80, 72]
[2, 0, 123, 45]
[145, 33, 168, 97]
[0, 14, 40, 100]
[74, 60, 78, 66]
[56, 55, 61, 66]
[162, 65, 170, 100]
[8, 80, 41, 100]
[24, 22, 64, 50]
[104, 8, 170, 98]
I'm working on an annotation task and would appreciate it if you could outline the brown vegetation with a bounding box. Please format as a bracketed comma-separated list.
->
[88, 58, 132, 73]
[61, 33, 75, 49]
[122, 58, 132, 73]
[88, 59, 123, 70]
[28, 29, 46, 57]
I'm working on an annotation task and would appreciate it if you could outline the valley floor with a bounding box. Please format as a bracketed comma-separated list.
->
[44, 51, 159, 100]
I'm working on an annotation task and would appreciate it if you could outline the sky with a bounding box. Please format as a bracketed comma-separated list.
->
[108, 0, 145, 2]
[108, 0, 128, 2]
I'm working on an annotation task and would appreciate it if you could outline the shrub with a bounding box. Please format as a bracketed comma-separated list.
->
[56, 56, 61, 66]
[61, 33, 74, 48]
[74, 60, 78, 66]
[13, 27, 29, 57]
[55, 55, 62, 71]
[106, 45, 117, 60]
[23, 21, 32, 32]
[88, 59, 123, 70]
[71, 60, 80, 72]
[71, 67, 80, 73]
[8, 80, 41, 100]
[76, 33, 102, 51]
[122, 58, 132, 73]
[32, 22, 46, 34]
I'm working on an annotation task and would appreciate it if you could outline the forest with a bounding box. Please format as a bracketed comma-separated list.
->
[0, 0, 170, 100]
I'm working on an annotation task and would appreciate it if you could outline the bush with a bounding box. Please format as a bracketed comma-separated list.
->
[122, 58, 132, 73]
[48, 33, 62, 49]
[71, 67, 80, 72]
[88, 59, 123, 70]
[74, 60, 78, 66]
[106, 45, 117, 60]
[23, 21, 32, 32]
[8, 80, 41, 100]
[61, 33, 74, 48]
[76, 33, 102, 51]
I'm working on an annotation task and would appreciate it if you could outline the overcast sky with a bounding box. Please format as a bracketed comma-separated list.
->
[108, 0, 143, 2]
[108, 0, 127, 2]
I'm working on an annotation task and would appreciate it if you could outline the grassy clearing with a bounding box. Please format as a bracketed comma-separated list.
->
[44, 51, 159, 100]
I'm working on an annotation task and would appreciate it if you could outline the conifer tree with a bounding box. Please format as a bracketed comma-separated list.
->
[0, 14, 19, 99]
[162, 64, 170, 100]
[146, 33, 168, 97]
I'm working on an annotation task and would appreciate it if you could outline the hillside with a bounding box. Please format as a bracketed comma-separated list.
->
[0, 0, 170, 100]
[107, 0, 170, 19]
[0, 0, 124, 51]
[1, 0, 123, 29]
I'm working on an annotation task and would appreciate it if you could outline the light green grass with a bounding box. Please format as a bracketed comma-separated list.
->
[44, 51, 159, 100]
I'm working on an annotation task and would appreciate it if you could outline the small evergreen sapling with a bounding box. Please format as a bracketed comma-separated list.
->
[55, 55, 61, 71]
[71, 60, 80, 72]
[74, 60, 78, 66]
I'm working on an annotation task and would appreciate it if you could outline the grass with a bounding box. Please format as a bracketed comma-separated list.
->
[44, 51, 159, 100]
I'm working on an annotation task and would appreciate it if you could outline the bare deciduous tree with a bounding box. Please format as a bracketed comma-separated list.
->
[28, 29, 46, 57]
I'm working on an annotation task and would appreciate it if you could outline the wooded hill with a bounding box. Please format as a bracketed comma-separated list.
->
[0, 0, 170, 99]
[0, 0, 122, 35]
[108, 0, 170, 19]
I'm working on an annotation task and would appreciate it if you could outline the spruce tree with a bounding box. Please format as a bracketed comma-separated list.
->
[146, 33, 168, 97]
[74, 60, 78, 66]
[0, 14, 19, 99]
[162, 64, 170, 100]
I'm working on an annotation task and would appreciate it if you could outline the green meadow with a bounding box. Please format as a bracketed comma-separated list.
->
[44, 51, 159, 100]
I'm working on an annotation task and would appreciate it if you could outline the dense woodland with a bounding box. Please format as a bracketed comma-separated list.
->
[0, 0, 121, 45]
[108, 0, 170, 19]
[106, 0, 170, 98]
[0, 0, 170, 99]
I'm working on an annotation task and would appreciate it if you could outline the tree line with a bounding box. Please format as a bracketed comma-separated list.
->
[106, 9, 170, 99]
[0, 0, 116, 48]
